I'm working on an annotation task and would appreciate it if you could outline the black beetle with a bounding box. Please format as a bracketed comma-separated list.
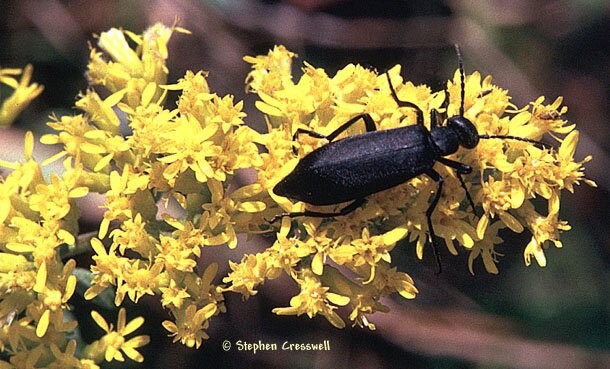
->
[271, 45, 545, 272]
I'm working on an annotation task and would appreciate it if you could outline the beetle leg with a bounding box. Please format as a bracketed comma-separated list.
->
[293, 128, 328, 141]
[479, 88, 493, 98]
[292, 128, 329, 155]
[292, 115, 376, 155]
[326, 113, 376, 141]
[438, 158, 478, 217]
[385, 72, 424, 126]
[268, 198, 365, 223]
[425, 169, 444, 274]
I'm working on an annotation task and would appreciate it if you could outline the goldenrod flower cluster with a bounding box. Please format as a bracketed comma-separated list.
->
[0, 23, 595, 366]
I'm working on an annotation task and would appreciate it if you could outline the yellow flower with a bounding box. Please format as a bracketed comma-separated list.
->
[49, 340, 81, 369]
[222, 254, 268, 298]
[98, 165, 153, 239]
[157, 114, 220, 184]
[244, 45, 297, 95]
[85, 308, 149, 363]
[200, 180, 266, 249]
[157, 235, 198, 272]
[28, 165, 88, 222]
[114, 259, 163, 304]
[0, 65, 43, 127]
[159, 279, 190, 309]
[272, 270, 348, 329]
[33, 259, 78, 337]
[84, 238, 125, 301]
[87, 23, 188, 108]
[265, 218, 314, 277]
[162, 303, 217, 349]
[330, 227, 398, 283]
[109, 213, 156, 255]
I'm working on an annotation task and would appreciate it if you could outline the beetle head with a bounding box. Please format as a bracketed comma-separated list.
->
[447, 115, 479, 149]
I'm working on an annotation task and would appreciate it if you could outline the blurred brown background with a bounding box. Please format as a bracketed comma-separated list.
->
[1, 0, 609, 368]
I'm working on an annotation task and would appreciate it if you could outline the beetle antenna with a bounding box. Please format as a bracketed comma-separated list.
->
[479, 134, 551, 148]
[454, 44, 465, 117]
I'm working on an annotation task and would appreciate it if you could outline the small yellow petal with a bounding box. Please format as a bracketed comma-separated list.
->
[36, 310, 50, 337]
[499, 212, 524, 233]
[510, 180, 525, 208]
[34, 261, 48, 293]
[24, 131, 34, 159]
[312, 253, 324, 275]
[0, 197, 11, 224]
[123, 316, 145, 336]
[91, 310, 110, 332]
[559, 130, 578, 160]
[482, 252, 499, 274]
[326, 292, 350, 306]
[255, 101, 283, 116]
[69, 186, 89, 198]
[141, 82, 157, 107]
[64, 275, 77, 302]
[105, 89, 128, 106]
[236, 201, 266, 213]
[476, 215, 489, 240]
[382, 226, 408, 245]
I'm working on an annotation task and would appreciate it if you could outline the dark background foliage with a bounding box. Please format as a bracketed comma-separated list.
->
[0, 1, 608, 368]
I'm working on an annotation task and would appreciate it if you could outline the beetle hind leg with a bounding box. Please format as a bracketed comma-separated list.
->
[292, 128, 329, 155]
[268, 198, 365, 224]
[326, 113, 376, 141]
[292, 114, 376, 155]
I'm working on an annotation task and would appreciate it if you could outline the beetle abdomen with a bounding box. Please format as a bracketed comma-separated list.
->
[273, 125, 437, 205]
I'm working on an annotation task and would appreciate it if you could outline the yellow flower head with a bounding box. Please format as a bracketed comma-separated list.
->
[84, 308, 149, 363]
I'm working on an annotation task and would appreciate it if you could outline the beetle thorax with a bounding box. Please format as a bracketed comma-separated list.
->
[430, 126, 459, 156]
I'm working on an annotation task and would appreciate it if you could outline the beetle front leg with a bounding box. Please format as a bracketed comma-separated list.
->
[425, 169, 444, 274]
[268, 198, 365, 223]
[438, 157, 478, 217]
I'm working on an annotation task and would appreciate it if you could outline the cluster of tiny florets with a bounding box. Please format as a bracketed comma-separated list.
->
[0, 24, 594, 367]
